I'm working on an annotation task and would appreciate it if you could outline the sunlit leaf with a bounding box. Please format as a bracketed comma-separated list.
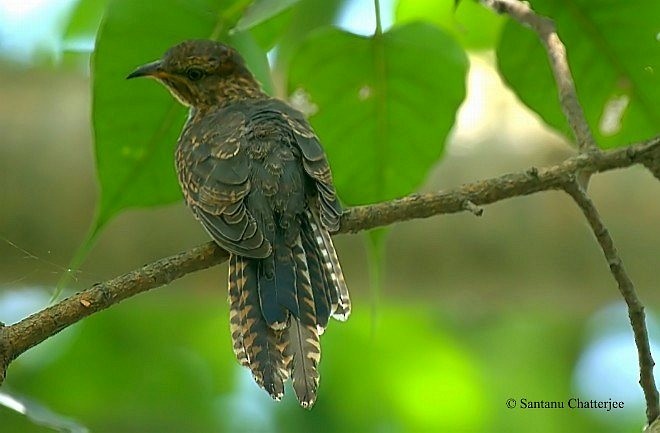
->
[497, 0, 660, 148]
[395, 0, 505, 50]
[63, 0, 109, 42]
[289, 23, 468, 205]
[300, 306, 484, 432]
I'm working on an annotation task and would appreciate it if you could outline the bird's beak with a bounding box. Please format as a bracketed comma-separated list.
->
[126, 60, 164, 79]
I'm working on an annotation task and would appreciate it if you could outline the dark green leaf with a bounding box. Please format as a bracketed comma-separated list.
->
[497, 0, 660, 148]
[289, 23, 468, 205]
[234, 0, 302, 32]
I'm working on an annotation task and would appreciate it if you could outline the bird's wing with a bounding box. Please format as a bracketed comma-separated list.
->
[266, 100, 343, 232]
[177, 108, 271, 258]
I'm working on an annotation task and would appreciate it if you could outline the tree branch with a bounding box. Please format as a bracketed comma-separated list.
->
[564, 181, 660, 423]
[1, 4, 658, 429]
[482, 0, 659, 425]
[0, 135, 658, 386]
[481, 0, 596, 151]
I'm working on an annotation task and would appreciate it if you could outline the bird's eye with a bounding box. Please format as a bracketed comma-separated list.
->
[186, 67, 204, 81]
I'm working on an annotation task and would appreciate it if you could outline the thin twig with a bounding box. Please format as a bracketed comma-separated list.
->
[0, 135, 658, 385]
[462, 200, 484, 216]
[481, 0, 596, 151]
[482, 0, 659, 425]
[564, 181, 660, 423]
[643, 136, 660, 181]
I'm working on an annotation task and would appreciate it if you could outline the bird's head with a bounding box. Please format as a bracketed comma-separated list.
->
[127, 39, 262, 109]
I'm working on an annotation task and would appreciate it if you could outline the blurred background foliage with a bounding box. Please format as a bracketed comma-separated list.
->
[0, 0, 659, 432]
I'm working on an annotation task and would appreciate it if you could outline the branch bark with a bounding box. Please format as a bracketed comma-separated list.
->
[480, 0, 596, 151]
[0, 135, 658, 387]
[482, 0, 660, 425]
[564, 181, 660, 423]
[1, 2, 658, 429]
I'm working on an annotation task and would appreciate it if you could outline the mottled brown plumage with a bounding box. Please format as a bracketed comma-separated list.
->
[127, 39, 350, 408]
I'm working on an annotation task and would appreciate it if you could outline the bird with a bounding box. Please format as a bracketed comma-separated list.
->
[127, 39, 351, 408]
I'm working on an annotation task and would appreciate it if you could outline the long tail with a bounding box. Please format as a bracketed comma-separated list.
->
[230, 254, 287, 399]
[226, 210, 350, 407]
[305, 209, 351, 322]
[282, 235, 321, 407]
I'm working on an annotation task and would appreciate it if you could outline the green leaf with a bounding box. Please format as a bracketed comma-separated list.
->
[63, 0, 109, 42]
[497, 0, 660, 148]
[54, 0, 272, 297]
[234, 0, 302, 32]
[289, 23, 468, 205]
[246, 7, 295, 51]
[92, 0, 269, 229]
[395, 0, 505, 50]
[272, 0, 348, 73]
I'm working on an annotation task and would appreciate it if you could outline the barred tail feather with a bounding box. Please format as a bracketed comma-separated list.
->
[300, 219, 331, 333]
[284, 236, 321, 408]
[228, 254, 249, 367]
[307, 209, 351, 321]
[226, 211, 348, 407]
[237, 256, 286, 400]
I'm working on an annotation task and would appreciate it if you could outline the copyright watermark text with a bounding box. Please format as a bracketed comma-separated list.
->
[505, 397, 624, 411]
